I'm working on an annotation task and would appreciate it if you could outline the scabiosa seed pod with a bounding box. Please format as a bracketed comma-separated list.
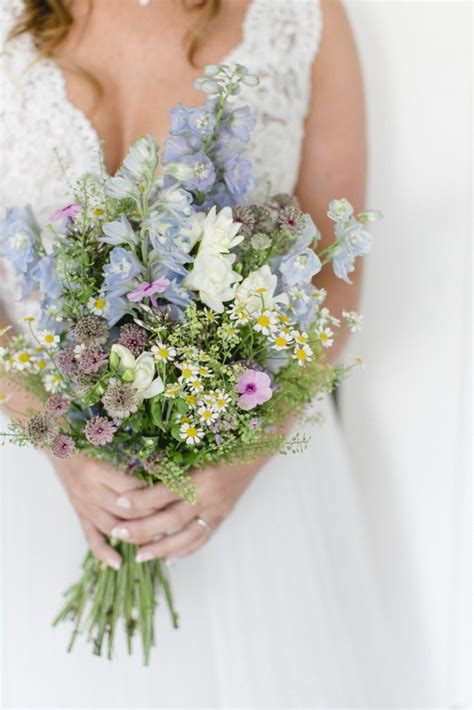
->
[27, 414, 59, 444]
[51, 433, 76, 458]
[84, 416, 117, 446]
[73, 314, 109, 346]
[56, 347, 78, 376]
[118, 323, 149, 358]
[77, 347, 108, 374]
[102, 379, 139, 420]
[44, 394, 70, 417]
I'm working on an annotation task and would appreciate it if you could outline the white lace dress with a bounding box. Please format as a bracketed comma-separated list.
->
[1, 1, 388, 707]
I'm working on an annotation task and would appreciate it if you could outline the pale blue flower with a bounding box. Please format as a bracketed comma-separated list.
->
[100, 216, 138, 247]
[106, 294, 135, 326]
[122, 134, 158, 180]
[327, 198, 354, 222]
[223, 155, 254, 198]
[331, 244, 356, 284]
[162, 135, 198, 163]
[341, 222, 374, 257]
[279, 248, 322, 287]
[222, 106, 256, 142]
[31, 255, 62, 299]
[103, 248, 144, 296]
[0, 206, 40, 273]
[105, 172, 139, 201]
[179, 152, 216, 192]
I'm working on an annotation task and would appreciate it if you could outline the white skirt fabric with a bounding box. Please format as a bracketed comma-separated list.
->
[1, 396, 389, 708]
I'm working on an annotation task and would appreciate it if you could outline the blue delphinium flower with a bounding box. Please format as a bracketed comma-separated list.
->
[0, 206, 41, 297]
[178, 152, 216, 193]
[223, 155, 254, 199]
[279, 248, 322, 287]
[106, 135, 158, 200]
[31, 254, 62, 299]
[100, 216, 138, 247]
[221, 106, 256, 142]
[103, 247, 144, 296]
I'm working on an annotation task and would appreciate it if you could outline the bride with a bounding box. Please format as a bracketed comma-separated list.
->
[1, 1, 386, 707]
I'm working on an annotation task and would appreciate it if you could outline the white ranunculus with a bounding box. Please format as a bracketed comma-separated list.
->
[198, 206, 243, 254]
[183, 251, 242, 313]
[234, 265, 288, 313]
[110, 345, 164, 399]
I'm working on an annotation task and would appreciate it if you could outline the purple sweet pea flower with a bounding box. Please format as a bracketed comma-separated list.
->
[234, 369, 273, 411]
[49, 203, 82, 224]
[127, 277, 171, 305]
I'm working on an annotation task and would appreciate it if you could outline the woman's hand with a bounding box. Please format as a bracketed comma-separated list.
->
[51, 453, 155, 570]
[108, 459, 263, 563]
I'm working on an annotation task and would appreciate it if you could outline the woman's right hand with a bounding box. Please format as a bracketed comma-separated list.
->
[51, 453, 156, 570]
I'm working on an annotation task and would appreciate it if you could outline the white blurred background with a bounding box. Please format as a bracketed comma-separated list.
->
[341, 0, 471, 706]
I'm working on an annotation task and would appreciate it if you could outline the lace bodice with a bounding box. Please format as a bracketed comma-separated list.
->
[0, 0, 322, 321]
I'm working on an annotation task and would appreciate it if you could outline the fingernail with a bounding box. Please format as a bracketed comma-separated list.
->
[116, 496, 131, 509]
[136, 551, 154, 563]
[107, 557, 121, 571]
[111, 526, 130, 540]
[165, 557, 177, 568]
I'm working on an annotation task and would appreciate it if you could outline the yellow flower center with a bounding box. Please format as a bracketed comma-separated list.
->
[185, 394, 197, 405]
[295, 348, 307, 361]
[255, 287, 267, 294]
[95, 299, 106, 310]
[186, 426, 197, 437]
[274, 337, 287, 347]
[182, 367, 193, 379]
[44, 334, 55, 344]
[93, 208, 105, 216]
[37, 359, 47, 369]
[159, 348, 169, 358]
[257, 315, 270, 328]
[18, 352, 30, 363]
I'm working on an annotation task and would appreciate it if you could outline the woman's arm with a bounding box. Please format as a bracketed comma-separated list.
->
[296, 0, 366, 364]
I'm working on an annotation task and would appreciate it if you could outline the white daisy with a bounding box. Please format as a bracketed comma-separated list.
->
[13, 350, 33, 371]
[87, 295, 109, 317]
[179, 422, 203, 445]
[293, 343, 314, 367]
[38, 330, 60, 350]
[151, 343, 177, 363]
[271, 331, 293, 350]
[197, 405, 219, 425]
[317, 327, 334, 349]
[164, 383, 181, 399]
[43, 372, 64, 393]
[253, 310, 278, 336]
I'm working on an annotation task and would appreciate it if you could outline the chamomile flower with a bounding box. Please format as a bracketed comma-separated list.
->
[209, 390, 231, 412]
[318, 307, 340, 327]
[87, 295, 109, 317]
[43, 372, 63, 393]
[177, 414, 192, 426]
[32, 353, 48, 372]
[229, 304, 249, 325]
[198, 350, 210, 362]
[38, 330, 60, 350]
[342, 310, 364, 333]
[180, 346, 199, 360]
[253, 310, 278, 336]
[293, 343, 314, 367]
[184, 393, 198, 408]
[317, 327, 334, 348]
[179, 422, 203, 445]
[188, 377, 205, 394]
[272, 331, 293, 350]
[177, 362, 198, 383]
[203, 309, 218, 323]
[313, 288, 327, 305]
[164, 383, 181, 399]
[151, 343, 177, 363]
[197, 405, 219, 425]
[13, 350, 33, 371]
[292, 330, 309, 345]
[277, 313, 293, 326]
[197, 365, 212, 378]
[220, 323, 238, 340]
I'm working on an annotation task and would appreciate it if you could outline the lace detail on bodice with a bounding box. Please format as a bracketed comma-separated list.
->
[1, 0, 322, 322]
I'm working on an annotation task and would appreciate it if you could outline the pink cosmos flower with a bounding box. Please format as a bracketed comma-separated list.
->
[127, 278, 170, 306]
[234, 369, 273, 411]
[49, 203, 82, 224]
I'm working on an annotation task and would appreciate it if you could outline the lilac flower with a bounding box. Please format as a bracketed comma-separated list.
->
[127, 278, 170, 305]
[103, 247, 144, 297]
[180, 152, 216, 192]
[234, 370, 273, 411]
[118, 323, 149, 357]
[49, 203, 82, 224]
[224, 155, 254, 199]
[44, 394, 70, 417]
[51, 434, 76, 458]
[77, 347, 108, 374]
[84, 415, 117, 446]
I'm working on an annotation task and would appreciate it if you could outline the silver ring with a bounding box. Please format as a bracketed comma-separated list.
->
[195, 516, 214, 536]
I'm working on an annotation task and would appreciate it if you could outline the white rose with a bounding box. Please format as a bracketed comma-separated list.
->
[198, 206, 243, 254]
[235, 265, 288, 313]
[111, 345, 164, 399]
[183, 251, 242, 313]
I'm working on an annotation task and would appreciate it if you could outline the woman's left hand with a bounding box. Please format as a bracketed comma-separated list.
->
[109, 459, 263, 563]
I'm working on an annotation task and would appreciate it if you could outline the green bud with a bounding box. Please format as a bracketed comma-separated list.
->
[122, 368, 135, 382]
[109, 352, 119, 370]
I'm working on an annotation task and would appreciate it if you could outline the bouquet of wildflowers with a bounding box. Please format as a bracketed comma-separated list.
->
[0, 64, 380, 664]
